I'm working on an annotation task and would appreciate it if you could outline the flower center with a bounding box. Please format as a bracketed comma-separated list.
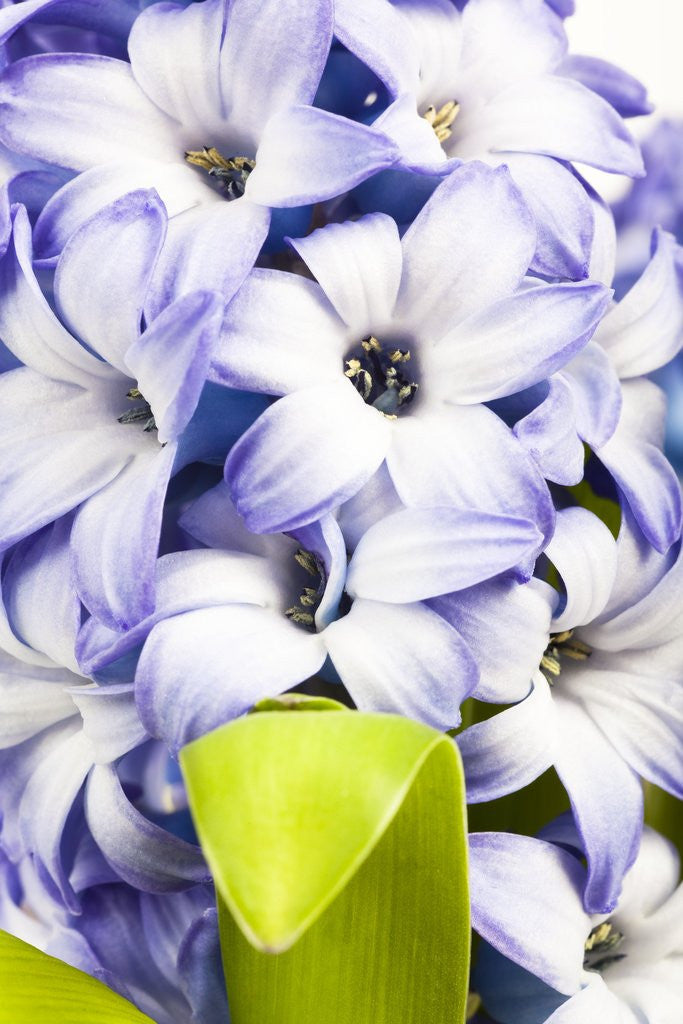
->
[344, 335, 418, 418]
[285, 548, 326, 631]
[117, 387, 156, 433]
[422, 100, 459, 143]
[583, 922, 626, 973]
[185, 146, 255, 200]
[540, 629, 591, 684]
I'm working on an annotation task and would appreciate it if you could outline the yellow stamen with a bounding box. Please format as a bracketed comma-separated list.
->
[422, 100, 460, 143]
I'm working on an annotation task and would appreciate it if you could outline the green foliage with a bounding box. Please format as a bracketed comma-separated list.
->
[181, 708, 470, 1024]
[0, 929, 153, 1023]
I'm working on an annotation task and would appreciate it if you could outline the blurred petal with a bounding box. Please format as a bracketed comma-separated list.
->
[85, 765, 209, 892]
[596, 229, 683, 378]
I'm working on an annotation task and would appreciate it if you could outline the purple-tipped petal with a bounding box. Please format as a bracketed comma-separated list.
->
[34, 159, 211, 261]
[145, 199, 270, 321]
[324, 598, 477, 729]
[85, 765, 209, 893]
[347, 507, 542, 603]
[127, 290, 223, 443]
[553, 694, 643, 913]
[387, 405, 554, 542]
[1, 517, 80, 671]
[136, 605, 327, 753]
[560, 340, 622, 449]
[514, 378, 586, 486]
[469, 832, 589, 994]
[0, 55, 180, 170]
[546, 507, 618, 631]
[431, 577, 553, 704]
[54, 189, 167, 374]
[396, 163, 536, 338]
[596, 229, 683, 378]
[225, 380, 392, 533]
[599, 380, 682, 553]
[333, 0, 419, 97]
[211, 269, 345, 395]
[457, 677, 556, 802]
[503, 153, 593, 280]
[485, 75, 644, 176]
[288, 213, 403, 333]
[560, 55, 653, 119]
[0, 371, 132, 550]
[246, 105, 400, 207]
[0, 205, 110, 385]
[430, 281, 610, 404]
[71, 444, 177, 631]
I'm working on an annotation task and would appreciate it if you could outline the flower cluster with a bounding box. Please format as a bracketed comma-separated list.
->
[0, 1, 682, 1022]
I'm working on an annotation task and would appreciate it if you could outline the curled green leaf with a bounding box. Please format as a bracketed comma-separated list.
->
[181, 709, 470, 1024]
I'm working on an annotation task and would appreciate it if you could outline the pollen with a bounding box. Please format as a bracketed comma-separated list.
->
[117, 386, 157, 433]
[185, 146, 255, 200]
[422, 100, 460, 143]
[584, 921, 626, 973]
[540, 629, 591, 684]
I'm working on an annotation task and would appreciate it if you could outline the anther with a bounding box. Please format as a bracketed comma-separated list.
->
[584, 922, 626, 973]
[118, 387, 157, 433]
[540, 629, 591, 684]
[185, 146, 255, 200]
[422, 100, 460, 142]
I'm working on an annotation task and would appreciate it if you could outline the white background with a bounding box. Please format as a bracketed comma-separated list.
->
[567, 0, 683, 199]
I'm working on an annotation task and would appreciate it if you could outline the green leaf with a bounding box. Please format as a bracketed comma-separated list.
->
[0, 929, 154, 1023]
[644, 781, 683, 857]
[181, 710, 469, 1024]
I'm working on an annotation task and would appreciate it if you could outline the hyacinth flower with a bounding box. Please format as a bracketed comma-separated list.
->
[0, 847, 225, 1024]
[0, 189, 266, 629]
[215, 162, 610, 537]
[470, 826, 683, 1023]
[456, 506, 683, 914]
[0, 0, 400, 308]
[0, 517, 208, 915]
[511, 225, 683, 552]
[334, 0, 646, 278]
[75, 478, 544, 753]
